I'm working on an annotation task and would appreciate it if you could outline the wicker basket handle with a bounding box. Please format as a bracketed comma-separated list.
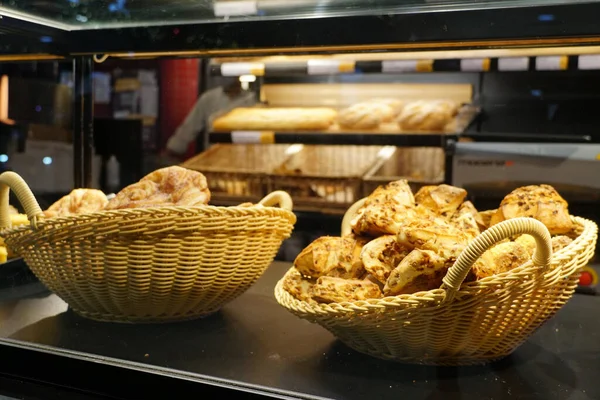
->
[441, 217, 552, 302]
[258, 191, 293, 211]
[0, 171, 44, 229]
[341, 197, 366, 236]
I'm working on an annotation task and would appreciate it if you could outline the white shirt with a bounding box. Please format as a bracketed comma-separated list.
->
[166, 87, 255, 154]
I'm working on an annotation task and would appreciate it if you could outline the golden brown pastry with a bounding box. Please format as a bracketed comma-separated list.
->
[397, 100, 458, 131]
[450, 201, 481, 239]
[384, 249, 450, 295]
[477, 210, 495, 231]
[311, 276, 382, 303]
[293, 235, 368, 279]
[414, 184, 467, 217]
[490, 184, 573, 235]
[470, 241, 531, 280]
[105, 166, 210, 210]
[552, 235, 573, 253]
[337, 102, 394, 129]
[361, 235, 411, 284]
[351, 180, 416, 236]
[283, 268, 316, 304]
[397, 218, 470, 260]
[515, 234, 536, 256]
[44, 189, 108, 218]
[212, 107, 338, 131]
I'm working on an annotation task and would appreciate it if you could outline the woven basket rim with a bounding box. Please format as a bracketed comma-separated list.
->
[1, 203, 297, 238]
[275, 215, 598, 313]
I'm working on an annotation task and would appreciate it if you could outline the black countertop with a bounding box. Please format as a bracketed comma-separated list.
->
[0, 261, 598, 399]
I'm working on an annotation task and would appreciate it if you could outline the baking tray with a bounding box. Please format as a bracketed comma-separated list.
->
[181, 144, 294, 205]
[269, 145, 387, 213]
[362, 147, 445, 196]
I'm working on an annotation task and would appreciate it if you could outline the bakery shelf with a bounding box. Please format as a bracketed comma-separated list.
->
[209, 131, 458, 147]
[211, 54, 592, 77]
[269, 145, 387, 213]
[180, 143, 293, 205]
[208, 104, 479, 148]
[0, 261, 598, 399]
[362, 147, 446, 196]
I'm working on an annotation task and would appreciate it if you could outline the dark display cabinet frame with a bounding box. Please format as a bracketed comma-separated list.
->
[2, 1, 600, 398]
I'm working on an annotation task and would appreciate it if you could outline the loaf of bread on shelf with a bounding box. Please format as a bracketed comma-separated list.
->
[337, 102, 394, 129]
[397, 100, 459, 131]
[212, 107, 338, 131]
[311, 276, 382, 303]
[44, 189, 109, 218]
[293, 235, 368, 279]
[489, 184, 573, 235]
[368, 98, 405, 116]
[106, 166, 211, 210]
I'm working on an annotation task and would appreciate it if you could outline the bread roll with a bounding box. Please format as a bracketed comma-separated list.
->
[283, 268, 317, 304]
[361, 235, 411, 284]
[293, 235, 368, 279]
[397, 100, 458, 131]
[106, 166, 210, 210]
[490, 184, 573, 235]
[414, 184, 467, 217]
[338, 102, 394, 129]
[44, 189, 108, 218]
[351, 180, 416, 236]
[311, 276, 382, 303]
[384, 249, 449, 295]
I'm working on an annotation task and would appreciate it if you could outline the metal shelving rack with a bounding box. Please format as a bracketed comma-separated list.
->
[2, 0, 600, 397]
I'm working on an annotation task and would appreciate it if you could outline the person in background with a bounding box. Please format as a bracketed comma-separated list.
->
[163, 79, 255, 159]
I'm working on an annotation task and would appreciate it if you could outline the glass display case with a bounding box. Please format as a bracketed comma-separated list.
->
[0, 1, 600, 399]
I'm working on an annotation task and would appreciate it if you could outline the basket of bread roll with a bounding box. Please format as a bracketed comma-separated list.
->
[0, 166, 296, 323]
[275, 181, 597, 365]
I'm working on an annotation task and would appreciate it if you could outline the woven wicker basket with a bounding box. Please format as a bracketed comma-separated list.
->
[0, 172, 296, 323]
[275, 197, 597, 365]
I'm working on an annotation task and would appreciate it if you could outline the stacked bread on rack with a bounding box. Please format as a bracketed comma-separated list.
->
[212, 107, 339, 131]
[211, 99, 462, 132]
[338, 98, 460, 131]
[284, 181, 575, 304]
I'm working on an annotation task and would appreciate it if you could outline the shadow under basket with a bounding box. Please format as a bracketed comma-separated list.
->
[275, 197, 598, 365]
[0, 172, 296, 323]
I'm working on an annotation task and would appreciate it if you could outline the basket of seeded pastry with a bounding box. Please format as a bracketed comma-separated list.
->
[275, 181, 597, 365]
[0, 167, 295, 323]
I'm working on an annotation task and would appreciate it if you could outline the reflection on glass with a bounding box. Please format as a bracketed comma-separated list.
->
[0, 0, 598, 29]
